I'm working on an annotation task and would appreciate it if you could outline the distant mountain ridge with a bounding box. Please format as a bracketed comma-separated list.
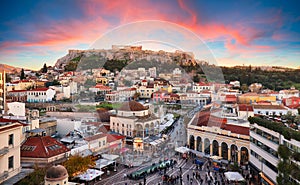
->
[0, 63, 23, 73]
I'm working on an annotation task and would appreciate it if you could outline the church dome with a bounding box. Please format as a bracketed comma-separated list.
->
[45, 165, 68, 181]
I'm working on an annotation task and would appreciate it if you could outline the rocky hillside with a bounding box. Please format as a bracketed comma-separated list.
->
[54, 46, 199, 71]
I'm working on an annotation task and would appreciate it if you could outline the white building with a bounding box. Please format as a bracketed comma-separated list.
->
[7, 102, 25, 117]
[279, 87, 299, 100]
[56, 118, 82, 136]
[253, 104, 289, 116]
[192, 82, 212, 92]
[27, 88, 56, 103]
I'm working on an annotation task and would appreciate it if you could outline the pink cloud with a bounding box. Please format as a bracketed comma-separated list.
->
[1, 0, 281, 59]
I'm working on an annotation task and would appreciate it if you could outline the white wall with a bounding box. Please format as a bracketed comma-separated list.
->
[7, 102, 25, 116]
[56, 119, 82, 136]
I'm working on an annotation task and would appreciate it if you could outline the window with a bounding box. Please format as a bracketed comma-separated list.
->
[9, 134, 14, 145]
[103, 141, 105, 146]
[8, 156, 14, 169]
[99, 142, 101, 147]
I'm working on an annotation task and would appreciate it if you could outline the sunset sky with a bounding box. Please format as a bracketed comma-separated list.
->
[1, 0, 300, 70]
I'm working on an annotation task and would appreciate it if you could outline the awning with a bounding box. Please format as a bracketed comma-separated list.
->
[95, 159, 115, 169]
[60, 138, 75, 143]
[189, 149, 206, 157]
[210, 155, 223, 160]
[224, 172, 245, 181]
[175, 146, 190, 154]
[150, 141, 159, 146]
[77, 169, 104, 181]
[102, 154, 119, 161]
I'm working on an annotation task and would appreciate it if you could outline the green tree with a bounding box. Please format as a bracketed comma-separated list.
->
[20, 68, 25, 80]
[84, 79, 96, 88]
[16, 166, 46, 185]
[42, 63, 48, 73]
[63, 155, 95, 179]
[241, 84, 248, 93]
[277, 145, 297, 185]
[295, 115, 300, 124]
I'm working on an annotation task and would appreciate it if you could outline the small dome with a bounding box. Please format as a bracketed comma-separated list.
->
[45, 165, 68, 181]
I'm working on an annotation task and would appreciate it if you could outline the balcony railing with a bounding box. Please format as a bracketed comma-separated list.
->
[0, 171, 8, 180]
[0, 147, 9, 156]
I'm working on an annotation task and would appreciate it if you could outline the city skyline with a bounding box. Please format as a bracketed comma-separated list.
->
[1, 0, 300, 70]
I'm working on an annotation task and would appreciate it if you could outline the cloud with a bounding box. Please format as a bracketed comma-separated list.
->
[1, 0, 295, 68]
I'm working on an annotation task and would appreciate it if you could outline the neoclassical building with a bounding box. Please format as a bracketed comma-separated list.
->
[110, 101, 160, 138]
[187, 110, 250, 165]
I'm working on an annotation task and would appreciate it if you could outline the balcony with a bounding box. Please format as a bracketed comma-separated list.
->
[0, 147, 9, 156]
[0, 171, 8, 180]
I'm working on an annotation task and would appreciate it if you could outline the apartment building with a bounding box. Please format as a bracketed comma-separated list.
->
[0, 118, 22, 184]
[249, 119, 300, 185]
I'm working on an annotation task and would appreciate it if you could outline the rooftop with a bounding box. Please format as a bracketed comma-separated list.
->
[21, 136, 70, 158]
[191, 110, 249, 135]
[118, 101, 148, 111]
[238, 104, 254, 111]
[253, 104, 288, 110]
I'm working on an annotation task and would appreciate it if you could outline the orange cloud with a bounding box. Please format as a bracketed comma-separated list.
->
[1, 0, 279, 58]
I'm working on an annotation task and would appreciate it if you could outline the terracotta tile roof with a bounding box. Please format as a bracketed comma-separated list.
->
[196, 82, 210, 86]
[106, 134, 125, 143]
[21, 136, 70, 158]
[84, 133, 106, 142]
[191, 111, 226, 127]
[97, 125, 110, 133]
[287, 104, 300, 109]
[123, 88, 136, 91]
[94, 84, 111, 90]
[8, 90, 27, 93]
[118, 101, 148, 111]
[253, 104, 288, 110]
[191, 111, 249, 135]
[225, 95, 237, 102]
[28, 87, 49, 92]
[238, 104, 254, 111]
[222, 124, 249, 136]
[283, 96, 300, 101]
[240, 92, 258, 96]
